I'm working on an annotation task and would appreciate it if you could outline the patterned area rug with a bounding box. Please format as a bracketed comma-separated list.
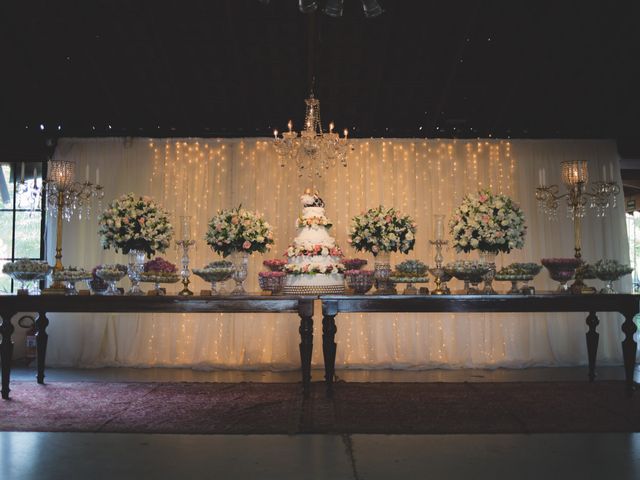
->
[1, 381, 638, 434]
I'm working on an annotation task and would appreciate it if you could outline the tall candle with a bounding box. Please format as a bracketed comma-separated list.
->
[95, 168, 100, 185]
[85, 164, 90, 182]
[542, 168, 546, 186]
[609, 163, 614, 181]
[538, 169, 542, 186]
[180, 215, 192, 240]
[20, 162, 25, 183]
[33, 167, 37, 183]
[602, 164, 607, 181]
[434, 214, 445, 240]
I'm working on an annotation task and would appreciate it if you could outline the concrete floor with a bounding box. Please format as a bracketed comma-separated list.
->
[2, 366, 640, 480]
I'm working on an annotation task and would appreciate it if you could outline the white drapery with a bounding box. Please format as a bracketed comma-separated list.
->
[44, 137, 633, 370]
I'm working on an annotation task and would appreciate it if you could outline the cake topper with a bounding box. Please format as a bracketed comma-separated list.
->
[301, 189, 325, 208]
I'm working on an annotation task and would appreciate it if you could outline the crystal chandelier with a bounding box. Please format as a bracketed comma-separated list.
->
[273, 92, 351, 178]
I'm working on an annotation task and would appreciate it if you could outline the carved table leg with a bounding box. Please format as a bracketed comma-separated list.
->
[0, 310, 16, 400]
[298, 315, 313, 398]
[36, 312, 49, 384]
[585, 312, 599, 382]
[323, 314, 337, 398]
[622, 313, 638, 397]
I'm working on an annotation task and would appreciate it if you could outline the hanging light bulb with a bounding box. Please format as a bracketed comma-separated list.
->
[298, 0, 318, 13]
[361, 0, 383, 17]
[324, 0, 344, 17]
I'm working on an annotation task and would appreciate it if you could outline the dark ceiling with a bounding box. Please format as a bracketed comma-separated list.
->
[1, 0, 639, 156]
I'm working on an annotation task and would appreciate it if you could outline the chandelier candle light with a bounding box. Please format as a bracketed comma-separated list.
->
[429, 214, 451, 295]
[176, 215, 196, 296]
[45, 160, 103, 291]
[273, 92, 351, 178]
[535, 160, 620, 294]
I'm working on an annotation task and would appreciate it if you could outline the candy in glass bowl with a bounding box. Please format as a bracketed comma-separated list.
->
[2, 259, 52, 294]
[193, 261, 235, 295]
[140, 257, 180, 295]
[95, 264, 128, 296]
[391, 259, 428, 294]
[593, 259, 633, 294]
[258, 271, 286, 294]
[541, 258, 581, 293]
[344, 270, 375, 294]
[89, 267, 109, 295]
[495, 263, 542, 294]
[52, 267, 92, 295]
[444, 260, 490, 294]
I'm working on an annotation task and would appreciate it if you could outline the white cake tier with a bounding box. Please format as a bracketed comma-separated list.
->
[288, 254, 342, 266]
[283, 272, 345, 294]
[293, 227, 335, 247]
[302, 206, 326, 219]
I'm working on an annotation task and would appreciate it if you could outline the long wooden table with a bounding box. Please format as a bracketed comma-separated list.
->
[0, 295, 315, 400]
[320, 294, 639, 396]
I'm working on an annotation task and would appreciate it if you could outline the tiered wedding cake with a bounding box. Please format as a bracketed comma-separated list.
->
[283, 190, 345, 294]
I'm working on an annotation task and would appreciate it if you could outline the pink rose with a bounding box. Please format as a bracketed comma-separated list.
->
[481, 215, 490, 223]
[123, 218, 130, 224]
[385, 215, 392, 223]
[138, 218, 145, 225]
[372, 245, 379, 253]
[347, 238, 353, 243]
[231, 216, 239, 225]
[479, 194, 488, 202]
[242, 240, 252, 250]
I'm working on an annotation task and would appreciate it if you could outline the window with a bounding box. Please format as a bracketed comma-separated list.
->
[0, 162, 46, 293]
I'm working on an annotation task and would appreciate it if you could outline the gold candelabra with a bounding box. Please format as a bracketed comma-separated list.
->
[45, 160, 103, 290]
[535, 160, 619, 294]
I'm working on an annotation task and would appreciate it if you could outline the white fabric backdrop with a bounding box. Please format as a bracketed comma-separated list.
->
[44, 137, 634, 370]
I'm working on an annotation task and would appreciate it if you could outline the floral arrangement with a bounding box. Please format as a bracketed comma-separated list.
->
[348, 206, 416, 255]
[342, 258, 368, 270]
[285, 244, 343, 258]
[295, 216, 332, 229]
[449, 189, 526, 254]
[263, 259, 287, 271]
[2, 259, 51, 274]
[205, 206, 274, 257]
[98, 193, 173, 257]
[284, 263, 345, 275]
[593, 259, 633, 281]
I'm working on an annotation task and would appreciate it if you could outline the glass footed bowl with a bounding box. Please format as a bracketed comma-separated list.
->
[345, 270, 375, 294]
[8, 270, 50, 283]
[444, 262, 490, 284]
[541, 258, 581, 291]
[192, 267, 235, 284]
[258, 272, 286, 294]
[140, 272, 181, 284]
[95, 267, 128, 282]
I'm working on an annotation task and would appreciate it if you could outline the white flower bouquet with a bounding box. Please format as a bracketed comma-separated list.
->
[449, 189, 526, 254]
[284, 263, 345, 275]
[98, 193, 173, 257]
[205, 206, 274, 257]
[348, 206, 417, 255]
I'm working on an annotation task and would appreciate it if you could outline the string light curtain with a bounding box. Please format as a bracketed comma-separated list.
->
[43, 137, 631, 369]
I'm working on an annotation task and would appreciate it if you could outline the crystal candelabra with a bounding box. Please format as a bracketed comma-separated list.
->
[535, 160, 620, 294]
[273, 91, 351, 179]
[45, 160, 103, 290]
[428, 214, 450, 295]
[176, 215, 195, 296]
